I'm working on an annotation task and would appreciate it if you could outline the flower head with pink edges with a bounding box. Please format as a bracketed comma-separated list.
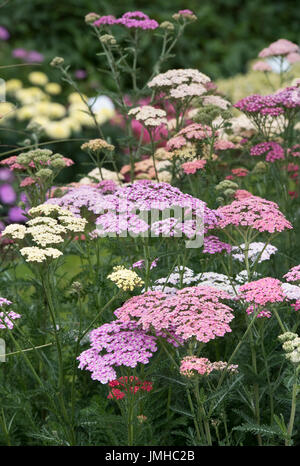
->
[216, 195, 292, 233]
[114, 286, 234, 344]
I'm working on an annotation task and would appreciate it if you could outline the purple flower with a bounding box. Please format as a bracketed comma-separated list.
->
[74, 69, 87, 79]
[26, 51, 44, 63]
[0, 26, 9, 40]
[8, 206, 27, 222]
[115, 11, 158, 30]
[94, 15, 116, 26]
[0, 184, 16, 204]
[0, 168, 14, 182]
[12, 48, 28, 59]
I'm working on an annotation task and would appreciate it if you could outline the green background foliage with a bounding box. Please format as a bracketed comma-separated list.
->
[1, 0, 300, 83]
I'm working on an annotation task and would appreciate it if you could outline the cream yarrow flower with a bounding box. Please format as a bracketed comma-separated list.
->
[20, 246, 63, 263]
[81, 138, 114, 152]
[2, 224, 26, 240]
[107, 266, 144, 291]
[4, 204, 87, 263]
[128, 106, 167, 127]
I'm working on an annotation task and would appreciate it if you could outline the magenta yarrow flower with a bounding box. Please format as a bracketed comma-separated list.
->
[0, 298, 21, 330]
[203, 235, 232, 254]
[0, 26, 9, 40]
[250, 142, 284, 162]
[235, 86, 300, 116]
[94, 11, 158, 30]
[94, 15, 116, 26]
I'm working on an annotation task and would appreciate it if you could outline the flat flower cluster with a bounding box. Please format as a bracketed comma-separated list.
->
[107, 266, 144, 291]
[279, 332, 300, 364]
[167, 123, 213, 150]
[148, 69, 210, 101]
[238, 277, 285, 306]
[107, 376, 153, 400]
[231, 242, 278, 264]
[216, 195, 293, 233]
[179, 355, 238, 377]
[235, 86, 300, 117]
[128, 106, 167, 128]
[2, 204, 87, 262]
[77, 320, 160, 383]
[94, 11, 159, 30]
[0, 298, 21, 330]
[1, 149, 74, 189]
[114, 286, 235, 343]
[284, 264, 300, 283]
[250, 142, 285, 162]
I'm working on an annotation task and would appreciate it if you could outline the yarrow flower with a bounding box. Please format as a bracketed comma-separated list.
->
[278, 331, 300, 365]
[250, 142, 284, 162]
[77, 320, 160, 383]
[258, 39, 299, 58]
[283, 265, 300, 283]
[216, 195, 292, 233]
[231, 242, 277, 264]
[94, 11, 158, 30]
[181, 159, 207, 174]
[116, 11, 159, 30]
[107, 376, 153, 400]
[107, 266, 144, 291]
[238, 277, 285, 306]
[81, 138, 114, 152]
[179, 355, 238, 377]
[114, 286, 235, 343]
[2, 204, 87, 262]
[167, 124, 214, 150]
[148, 69, 211, 90]
[0, 298, 21, 330]
[203, 235, 232, 255]
[252, 61, 272, 72]
[128, 106, 167, 127]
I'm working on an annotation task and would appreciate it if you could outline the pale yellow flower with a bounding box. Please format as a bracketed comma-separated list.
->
[107, 266, 144, 291]
[45, 82, 62, 95]
[6, 79, 23, 93]
[28, 72, 49, 86]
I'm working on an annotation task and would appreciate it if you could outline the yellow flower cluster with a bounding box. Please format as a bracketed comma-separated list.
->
[1, 76, 115, 140]
[2, 204, 87, 263]
[107, 266, 144, 291]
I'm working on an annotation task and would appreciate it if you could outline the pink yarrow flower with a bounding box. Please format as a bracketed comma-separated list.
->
[216, 195, 292, 233]
[181, 159, 207, 174]
[114, 286, 235, 344]
[284, 265, 300, 283]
